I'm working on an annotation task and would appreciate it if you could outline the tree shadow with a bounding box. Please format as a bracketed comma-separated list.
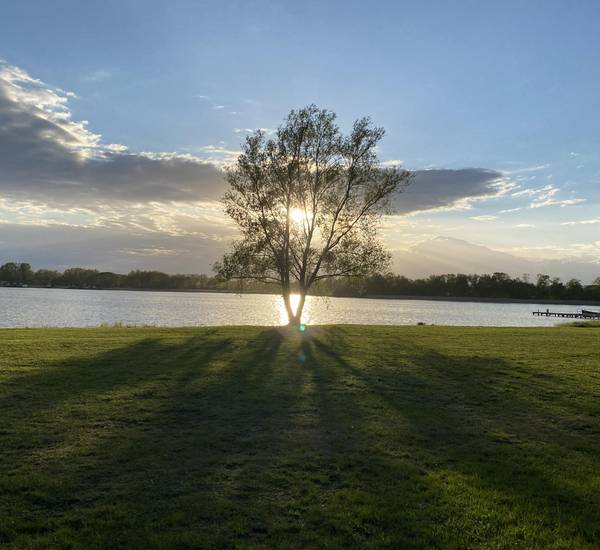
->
[1, 328, 305, 547]
[1, 330, 231, 459]
[2, 326, 599, 548]
[305, 328, 600, 547]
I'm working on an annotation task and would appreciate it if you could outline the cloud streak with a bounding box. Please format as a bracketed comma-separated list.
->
[508, 184, 586, 209]
[560, 218, 600, 226]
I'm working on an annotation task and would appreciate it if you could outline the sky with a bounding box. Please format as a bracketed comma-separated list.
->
[0, 0, 599, 280]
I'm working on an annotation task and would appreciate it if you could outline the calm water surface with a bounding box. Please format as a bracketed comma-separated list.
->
[0, 287, 597, 328]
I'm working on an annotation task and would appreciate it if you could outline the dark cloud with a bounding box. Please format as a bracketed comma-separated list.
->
[0, 62, 512, 214]
[0, 63, 226, 205]
[395, 168, 509, 214]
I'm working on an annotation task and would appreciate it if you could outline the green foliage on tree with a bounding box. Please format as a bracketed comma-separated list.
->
[215, 105, 411, 324]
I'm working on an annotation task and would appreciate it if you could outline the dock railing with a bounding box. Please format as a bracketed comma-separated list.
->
[532, 309, 600, 319]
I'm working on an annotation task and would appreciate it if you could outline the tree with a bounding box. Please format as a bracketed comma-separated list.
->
[565, 278, 584, 299]
[34, 269, 61, 287]
[535, 273, 551, 298]
[19, 263, 33, 285]
[215, 105, 411, 325]
[62, 267, 98, 288]
[90, 271, 125, 289]
[549, 277, 565, 299]
[0, 262, 19, 284]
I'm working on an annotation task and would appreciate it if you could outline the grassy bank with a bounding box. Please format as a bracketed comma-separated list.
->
[1, 325, 599, 548]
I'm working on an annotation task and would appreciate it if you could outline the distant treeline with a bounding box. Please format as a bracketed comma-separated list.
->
[0, 263, 225, 291]
[1, 262, 599, 301]
[330, 272, 600, 301]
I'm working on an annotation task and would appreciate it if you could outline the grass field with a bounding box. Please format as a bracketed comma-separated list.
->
[1, 325, 599, 549]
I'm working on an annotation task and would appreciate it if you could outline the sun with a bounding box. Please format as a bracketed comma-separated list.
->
[289, 207, 306, 224]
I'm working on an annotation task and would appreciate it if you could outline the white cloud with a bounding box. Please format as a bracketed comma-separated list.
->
[381, 159, 403, 167]
[560, 218, 600, 226]
[470, 215, 498, 221]
[197, 145, 241, 166]
[512, 187, 544, 197]
[503, 183, 587, 210]
[506, 164, 550, 174]
[121, 248, 185, 257]
[499, 207, 523, 213]
[530, 196, 586, 209]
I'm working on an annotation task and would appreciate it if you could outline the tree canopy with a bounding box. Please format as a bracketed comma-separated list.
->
[215, 105, 411, 324]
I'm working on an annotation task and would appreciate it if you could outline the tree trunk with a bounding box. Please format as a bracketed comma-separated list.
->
[288, 292, 306, 327]
[292, 292, 306, 325]
[282, 289, 295, 325]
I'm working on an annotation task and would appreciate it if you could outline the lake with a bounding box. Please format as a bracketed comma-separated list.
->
[0, 287, 597, 328]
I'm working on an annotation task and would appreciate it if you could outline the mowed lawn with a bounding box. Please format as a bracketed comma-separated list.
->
[1, 325, 599, 549]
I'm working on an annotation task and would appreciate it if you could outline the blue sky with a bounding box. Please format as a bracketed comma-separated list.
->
[0, 1, 599, 278]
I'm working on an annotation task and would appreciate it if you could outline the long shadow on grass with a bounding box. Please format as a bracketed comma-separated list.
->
[294, 335, 441, 547]
[1, 328, 308, 547]
[1, 330, 229, 447]
[4, 327, 420, 548]
[4, 327, 600, 548]
[306, 328, 600, 546]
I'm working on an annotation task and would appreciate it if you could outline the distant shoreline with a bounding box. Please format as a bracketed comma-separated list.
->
[2, 285, 600, 307]
[362, 294, 600, 306]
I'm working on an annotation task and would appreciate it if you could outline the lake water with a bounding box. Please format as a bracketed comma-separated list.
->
[0, 287, 597, 328]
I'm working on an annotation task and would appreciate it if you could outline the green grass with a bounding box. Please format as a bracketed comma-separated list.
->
[1, 325, 599, 549]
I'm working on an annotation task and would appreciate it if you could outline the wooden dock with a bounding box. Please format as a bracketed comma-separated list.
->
[533, 309, 600, 319]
